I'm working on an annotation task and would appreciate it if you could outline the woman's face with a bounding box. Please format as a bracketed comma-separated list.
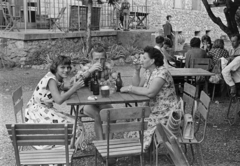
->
[55, 64, 71, 79]
[140, 52, 154, 69]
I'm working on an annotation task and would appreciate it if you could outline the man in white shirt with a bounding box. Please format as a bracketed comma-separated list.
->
[222, 34, 240, 96]
[229, 34, 240, 56]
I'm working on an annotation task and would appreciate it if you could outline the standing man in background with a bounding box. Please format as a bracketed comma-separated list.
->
[163, 15, 174, 45]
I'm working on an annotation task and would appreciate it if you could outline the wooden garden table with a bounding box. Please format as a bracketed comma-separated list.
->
[65, 87, 150, 152]
[169, 68, 214, 96]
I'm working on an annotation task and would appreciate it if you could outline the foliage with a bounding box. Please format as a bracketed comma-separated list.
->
[26, 37, 89, 65]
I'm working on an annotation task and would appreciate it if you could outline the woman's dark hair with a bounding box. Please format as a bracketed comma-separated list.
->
[163, 37, 172, 47]
[155, 35, 164, 44]
[212, 39, 224, 49]
[50, 55, 71, 74]
[201, 35, 212, 44]
[190, 37, 201, 48]
[144, 46, 164, 67]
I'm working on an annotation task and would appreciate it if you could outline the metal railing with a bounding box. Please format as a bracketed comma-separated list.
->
[0, 0, 150, 32]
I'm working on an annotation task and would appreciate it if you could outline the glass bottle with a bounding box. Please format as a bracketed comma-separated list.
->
[116, 72, 123, 92]
[90, 72, 95, 91]
[93, 73, 100, 95]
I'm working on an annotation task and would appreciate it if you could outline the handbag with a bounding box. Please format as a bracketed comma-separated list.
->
[182, 114, 194, 140]
[74, 121, 88, 151]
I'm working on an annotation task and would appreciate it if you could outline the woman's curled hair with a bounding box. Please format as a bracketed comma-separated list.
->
[50, 55, 71, 74]
[144, 46, 164, 67]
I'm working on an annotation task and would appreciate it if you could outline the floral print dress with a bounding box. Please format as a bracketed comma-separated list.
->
[25, 72, 83, 149]
[125, 66, 180, 150]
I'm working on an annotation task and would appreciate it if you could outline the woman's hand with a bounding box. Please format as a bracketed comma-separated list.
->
[89, 62, 102, 73]
[120, 86, 129, 93]
[72, 77, 85, 91]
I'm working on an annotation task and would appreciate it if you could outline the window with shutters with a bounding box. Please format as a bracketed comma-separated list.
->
[174, 0, 183, 9]
[192, 0, 202, 10]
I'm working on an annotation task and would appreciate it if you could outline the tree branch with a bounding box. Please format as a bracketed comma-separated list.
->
[202, 0, 232, 36]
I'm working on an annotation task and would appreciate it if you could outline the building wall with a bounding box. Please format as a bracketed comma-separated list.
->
[134, 0, 228, 42]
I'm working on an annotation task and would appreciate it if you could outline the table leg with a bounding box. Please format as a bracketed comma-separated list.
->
[204, 76, 209, 95]
[73, 105, 79, 149]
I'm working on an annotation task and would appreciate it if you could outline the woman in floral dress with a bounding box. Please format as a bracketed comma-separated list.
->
[25, 56, 85, 149]
[121, 46, 180, 150]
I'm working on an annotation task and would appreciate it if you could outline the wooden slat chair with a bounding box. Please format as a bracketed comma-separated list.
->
[182, 82, 197, 115]
[178, 91, 211, 166]
[189, 58, 212, 97]
[0, 0, 20, 32]
[12, 87, 24, 123]
[155, 123, 190, 166]
[92, 106, 151, 166]
[47, 7, 66, 31]
[5, 123, 75, 166]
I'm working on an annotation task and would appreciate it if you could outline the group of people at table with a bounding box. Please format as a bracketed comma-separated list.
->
[23, 33, 240, 159]
[155, 33, 240, 97]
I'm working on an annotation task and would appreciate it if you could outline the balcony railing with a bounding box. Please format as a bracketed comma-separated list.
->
[0, 0, 150, 32]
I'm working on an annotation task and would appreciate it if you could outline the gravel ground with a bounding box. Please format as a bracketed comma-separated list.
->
[1, 66, 240, 166]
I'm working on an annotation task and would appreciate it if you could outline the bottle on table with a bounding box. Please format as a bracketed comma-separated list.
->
[93, 73, 100, 95]
[88, 73, 94, 91]
[116, 72, 123, 92]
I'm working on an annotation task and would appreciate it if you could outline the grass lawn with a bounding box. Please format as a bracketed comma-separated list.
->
[1, 66, 240, 166]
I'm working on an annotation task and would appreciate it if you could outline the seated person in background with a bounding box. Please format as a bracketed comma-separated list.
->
[120, 46, 180, 150]
[154, 35, 164, 50]
[24, 56, 85, 149]
[229, 34, 240, 57]
[185, 37, 207, 68]
[207, 39, 229, 66]
[161, 38, 177, 67]
[154, 35, 173, 68]
[201, 35, 212, 53]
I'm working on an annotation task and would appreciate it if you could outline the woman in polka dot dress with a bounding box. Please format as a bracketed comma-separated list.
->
[24, 56, 85, 149]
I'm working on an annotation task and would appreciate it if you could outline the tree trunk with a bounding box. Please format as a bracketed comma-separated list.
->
[86, 0, 92, 57]
[202, 0, 240, 38]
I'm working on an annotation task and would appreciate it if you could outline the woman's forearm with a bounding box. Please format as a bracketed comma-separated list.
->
[130, 86, 154, 98]
[132, 70, 141, 86]
[57, 87, 77, 104]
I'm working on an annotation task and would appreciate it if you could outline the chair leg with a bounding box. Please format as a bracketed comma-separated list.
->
[184, 144, 187, 154]
[212, 84, 216, 101]
[233, 99, 240, 125]
[196, 144, 205, 166]
[190, 144, 195, 165]
[131, 156, 134, 166]
[95, 148, 98, 166]
[155, 144, 158, 166]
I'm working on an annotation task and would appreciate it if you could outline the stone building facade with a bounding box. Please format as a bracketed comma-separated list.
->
[134, 0, 227, 42]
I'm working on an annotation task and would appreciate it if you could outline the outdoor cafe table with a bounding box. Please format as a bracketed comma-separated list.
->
[168, 68, 214, 95]
[65, 87, 150, 150]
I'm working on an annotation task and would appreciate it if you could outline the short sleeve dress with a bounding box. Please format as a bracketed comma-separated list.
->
[25, 72, 74, 124]
[25, 72, 84, 149]
[125, 66, 180, 150]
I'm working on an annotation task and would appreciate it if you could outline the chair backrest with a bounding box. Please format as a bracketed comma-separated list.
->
[6, 123, 73, 166]
[182, 83, 197, 115]
[57, 7, 66, 19]
[12, 87, 24, 123]
[100, 106, 151, 134]
[156, 123, 190, 166]
[100, 106, 151, 158]
[190, 58, 212, 70]
[195, 91, 211, 143]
